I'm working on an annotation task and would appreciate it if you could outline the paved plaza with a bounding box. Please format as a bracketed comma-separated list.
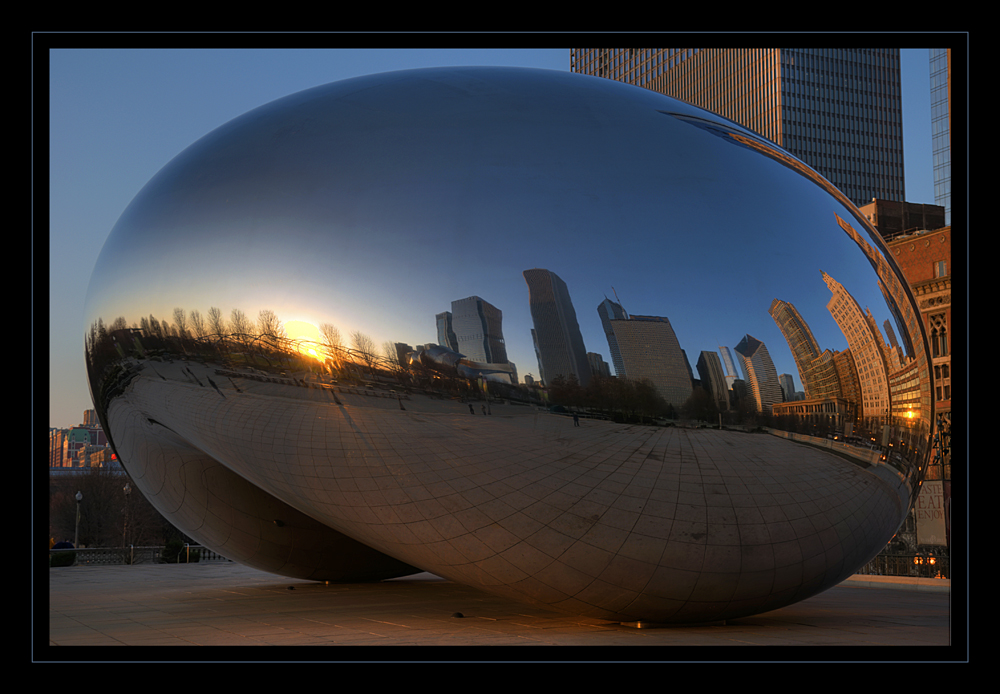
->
[41, 561, 958, 660]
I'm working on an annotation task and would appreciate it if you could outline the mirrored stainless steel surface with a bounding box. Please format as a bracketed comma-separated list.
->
[85, 67, 932, 623]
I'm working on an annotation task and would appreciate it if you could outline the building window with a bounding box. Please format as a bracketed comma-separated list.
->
[929, 313, 948, 358]
[934, 260, 947, 278]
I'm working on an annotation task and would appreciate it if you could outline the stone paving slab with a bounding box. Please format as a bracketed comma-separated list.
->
[40, 561, 962, 660]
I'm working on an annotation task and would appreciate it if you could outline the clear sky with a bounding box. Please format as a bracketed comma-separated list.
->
[46, 45, 942, 429]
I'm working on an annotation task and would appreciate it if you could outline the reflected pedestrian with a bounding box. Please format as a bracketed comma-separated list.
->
[469, 404, 475, 414]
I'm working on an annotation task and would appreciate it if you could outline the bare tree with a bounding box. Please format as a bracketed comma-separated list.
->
[350, 330, 379, 374]
[189, 309, 207, 340]
[230, 308, 255, 362]
[173, 308, 188, 341]
[207, 306, 226, 338]
[320, 323, 344, 371]
[257, 309, 286, 340]
[382, 341, 405, 375]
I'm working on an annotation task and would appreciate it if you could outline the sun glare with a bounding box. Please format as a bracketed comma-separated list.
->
[284, 320, 326, 361]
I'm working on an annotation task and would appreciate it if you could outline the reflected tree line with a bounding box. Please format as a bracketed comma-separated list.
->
[85, 306, 398, 374]
[546, 374, 785, 427]
[84, 306, 543, 406]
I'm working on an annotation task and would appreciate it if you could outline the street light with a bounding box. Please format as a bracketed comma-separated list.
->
[74, 491, 83, 548]
[122, 483, 132, 564]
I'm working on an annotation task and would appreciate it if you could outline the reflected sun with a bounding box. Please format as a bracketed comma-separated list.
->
[284, 320, 325, 361]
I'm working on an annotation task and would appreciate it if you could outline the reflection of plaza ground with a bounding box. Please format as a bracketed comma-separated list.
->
[107, 358, 904, 624]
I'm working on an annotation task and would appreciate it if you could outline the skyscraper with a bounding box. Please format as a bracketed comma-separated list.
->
[768, 298, 841, 400]
[719, 345, 743, 389]
[930, 48, 951, 225]
[450, 296, 507, 365]
[523, 269, 591, 387]
[435, 311, 459, 353]
[570, 48, 905, 206]
[734, 334, 783, 414]
[821, 271, 890, 426]
[610, 315, 693, 407]
[597, 297, 628, 377]
[696, 350, 730, 411]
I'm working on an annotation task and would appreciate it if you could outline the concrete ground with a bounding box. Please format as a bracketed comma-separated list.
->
[40, 561, 960, 660]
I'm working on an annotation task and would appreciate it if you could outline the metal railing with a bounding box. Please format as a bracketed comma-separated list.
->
[49, 544, 231, 566]
[855, 553, 950, 579]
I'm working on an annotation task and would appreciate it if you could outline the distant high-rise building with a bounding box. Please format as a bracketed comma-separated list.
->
[587, 352, 611, 379]
[696, 350, 730, 411]
[610, 315, 693, 407]
[734, 334, 782, 414]
[435, 312, 459, 353]
[822, 271, 891, 426]
[523, 269, 591, 387]
[597, 298, 628, 377]
[719, 345, 742, 389]
[930, 48, 951, 225]
[768, 298, 841, 400]
[778, 374, 796, 402]
[450, 296, 508, 365]
[570, 48, 905, 206]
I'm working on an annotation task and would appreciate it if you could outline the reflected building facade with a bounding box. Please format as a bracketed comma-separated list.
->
[597, 298, 628, 377]
[734, 334, 782, 414]
[610, 315, 693, 407]
[523, 269, 590, 387]
[719, 345, 742, 389]
[450, 296, 507, 365]
[435, 311, 459, 353]
[822, 271, 891, 427]
[570, 48, 905, 206]
[696, 350, 730, 411]
[769, 298, 841, 400]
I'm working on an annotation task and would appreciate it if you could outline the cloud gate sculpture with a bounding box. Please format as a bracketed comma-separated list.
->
[84, 67, 933, 624]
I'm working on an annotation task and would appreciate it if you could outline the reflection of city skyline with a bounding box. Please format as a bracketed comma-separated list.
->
[89, 233, 919, 428]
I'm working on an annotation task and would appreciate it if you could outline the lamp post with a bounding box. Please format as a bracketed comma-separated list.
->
[74, 491, 82, 548]
[122, 482, 132, 563]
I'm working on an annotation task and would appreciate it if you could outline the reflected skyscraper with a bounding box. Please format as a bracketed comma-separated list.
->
[734, 334, 782, 414]
[597, 297, 628, 377]
[696, 350, 730, 411]
[779, 373, 796, 402]
[769, 298, 841, 400]
[719, 345, 742, 389]
[450, 296, 507, 365]
[523, 269, 590, 387]
[570, 48, 905, 206]
[435, 311, 459, 353]
[610, 315, 693, 407]
[822, 271, 891, 426]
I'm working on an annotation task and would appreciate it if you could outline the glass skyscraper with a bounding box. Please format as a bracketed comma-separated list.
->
[734, 334, 783, 415]
[610, 315, 693, 408]
[930, 48, 950, 225]
[523, 269, 591, 387]
[597, 297, 628, 377]
[570, 48, 905, 207]
[450, 296, 507, 365]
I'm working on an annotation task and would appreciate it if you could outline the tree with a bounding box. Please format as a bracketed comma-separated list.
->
[189, 309, 207, 340]
[173, 308, 188, 341]
[320, 323, 345, 373]
[350, 330, 379, 374]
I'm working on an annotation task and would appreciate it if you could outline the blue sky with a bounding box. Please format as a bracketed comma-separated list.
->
[47, 47, 942, 428]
